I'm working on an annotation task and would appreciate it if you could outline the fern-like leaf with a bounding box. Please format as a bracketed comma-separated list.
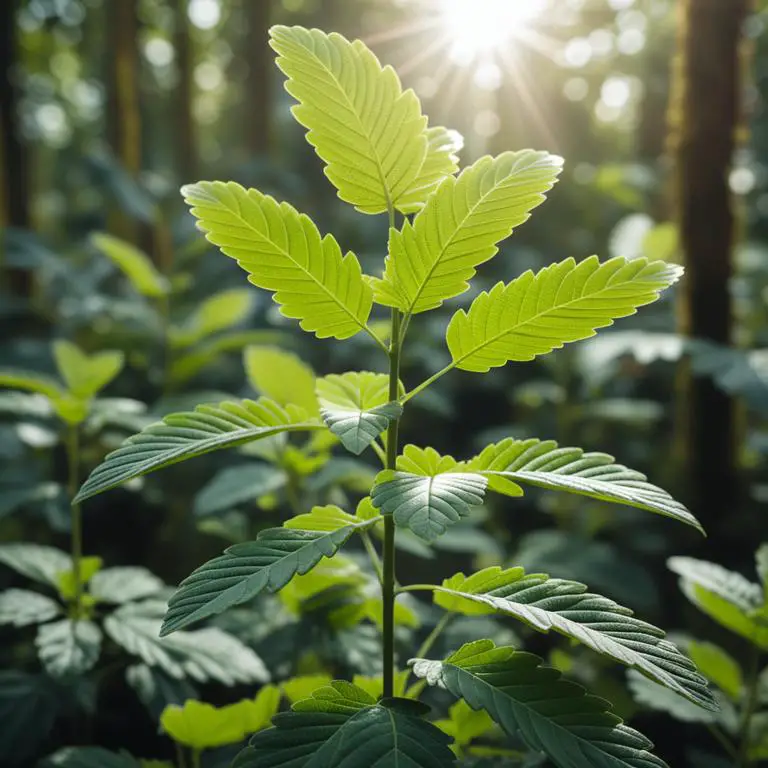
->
[234, 682, 455, 767]
[269, 26, 429, 215]
[370, 446, 488, 542]
[432, 566, 716, 710]
[74, 398, 322, 503]
[161, 507, 380, 635]
[446, 256, 682, 372]
[411, 640, 668, 768]
[317, 371, 402, 455]
[182, 181, 373, 340]
[372, 151, 562, 314]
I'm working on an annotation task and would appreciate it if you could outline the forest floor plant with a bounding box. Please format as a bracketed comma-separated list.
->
[73, 25, 721, 767]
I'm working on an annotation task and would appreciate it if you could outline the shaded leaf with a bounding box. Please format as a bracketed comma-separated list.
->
[687, 641, 742, 700]
[627, 670, 720, 725]
[171, 289, 254, 347]
[42, 747, 140, 768]
[0, 543, 71, 586]
[90, 567, 166, 604]
[74, 398, 323, 503]
[0, 589, 61, 627]
[194, 464, 287, 517]
[36, 619, 102, 677]
[91, 232, 168, 297]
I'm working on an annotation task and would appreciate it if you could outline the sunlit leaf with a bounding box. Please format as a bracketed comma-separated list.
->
[56, 556, 103, 601]
[52, 340, 124, 400]
[445, 257, 682, 373]
[687, 640, 742, 700]
[244, 345, 319, 415]
[182, 181, 373, 340]
[171, 289, 254, 348]
[269, 26, 428, 215]
[281, 674, 333, 704]
[91, 232, 168, 298]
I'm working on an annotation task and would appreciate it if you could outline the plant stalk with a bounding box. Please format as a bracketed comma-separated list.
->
[738, 644, 761, 767]
[65, 424, 84, 616]
[382, 306, 402, 698]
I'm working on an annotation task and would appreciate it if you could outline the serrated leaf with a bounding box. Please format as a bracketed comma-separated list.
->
[91, 232, 168, 297]
[125, 663, 197, 720]
[434, 698, 495, 749]
[42, 747, 141, 768]
[0, 543, 71, 586]
[432, 566, 716, 710]
[74, 397, 323, 503]
[105, 600, 269, 684]
[53, 340, 124, 400]
[171, 289, 254, 348]
[89, 567, 166, 604]
[234, 682, 455, 767]
[269, 26, 428, 215]
[468, 438, 702, 532]
[668, 557, 768, 647]
[411, 640, 668, 768]
[0, 589, 61, 626]
[161, 686, 280, 749]
[687, 641, 742, 700]
[282, 674, 333, 703]
[245, 346, 319, 415]
[162, 511, 379, 635]
[373, 151, 562, 314]
[446, 257, 682, 373]
[317, 371, 402, 455]
[371, 446, 487, 542]
[396, 126, 463, 214]
[627, 670, 719, 725]
[36, 619, 102, 677]
[194, 464, 287, 517]
[182, 181, 373, 340]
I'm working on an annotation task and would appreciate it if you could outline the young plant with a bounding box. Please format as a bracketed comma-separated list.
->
[628, 546, 768, 766]
[74, 26, 718, 767]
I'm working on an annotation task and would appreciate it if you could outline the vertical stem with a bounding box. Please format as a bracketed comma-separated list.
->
[65, 425, 84, 615]
[191, 748, 202, 768]
[175, 743, 188, 768]
[738, 645, 761, 767]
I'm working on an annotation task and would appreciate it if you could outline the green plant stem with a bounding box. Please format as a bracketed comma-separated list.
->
[400, 362, 455, 405]
[175, 743, 188, 768]
[382, 304, 402, 699]
[191, 748, 202, 768]
[65, 424, 84, 616]
[414, 613, 453, 660]
[397, 583, 437, 594]
[707, 724, 738, 762]
[360, 530, 384, 584]
[371, 438, 387, 466]
[738, 645, 761, 767]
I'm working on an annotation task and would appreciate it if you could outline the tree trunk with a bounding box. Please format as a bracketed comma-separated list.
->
[669, 0, 750, 527]
[0, 0, 31, 295]
[173, 0, 197, 181]
[243, 0, 272, 157]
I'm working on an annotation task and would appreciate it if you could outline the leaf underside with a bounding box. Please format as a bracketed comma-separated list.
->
[411, 640, 668, 768]
[74, 397, 322, 503]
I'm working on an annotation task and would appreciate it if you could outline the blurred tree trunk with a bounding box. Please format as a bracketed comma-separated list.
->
[0, 0, 31, 295]
[173, 0, 197, 181]
[669, 0, 750, 525]
[244, 0, 272, 157]
[107, 0, 142, 245]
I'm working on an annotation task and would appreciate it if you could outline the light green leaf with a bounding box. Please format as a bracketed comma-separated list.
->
[756, 544, 768, 600]
[182, 181, 373, 340]
[373, 151, 562, 314]
[0, 543, 71, 586]
[642, 222, 679, 263]
[446, 256, 682, 372]
[269, 26, 428, 215]
[162, 511, 379, 635]
[161, 686, 280, 749]
[687, 640, 742, 700]
[370, 446, 487, 542]
[396, 126, 463, 214]
[244, 346, 319, 415]
[74, 397, 323, 503]
[317, 371, 402, 455]
[105, 600, 269, 684]
[281, 674, 333, 704]
[431, 566, 716, 710]
[194, 464, 287, 517]
[53, 340, 124, 400]
[411, 639, 668, 768]
[91, 232, 169, 298]
[170, 289, 254, 348]
[284, 504, 363, 532]
[56, 556, 103, 600]
[234, 682, 455, 767]
[668, 557, 768, 647]
[468, 438, 702, 532]
[36, 618, 102, 677]
[90, 566, 166, 604]
[627, 670, 720, 725]
[0, 369, 64, 400]
[0, 589, 61, 627]
[434, 698, 495, 749]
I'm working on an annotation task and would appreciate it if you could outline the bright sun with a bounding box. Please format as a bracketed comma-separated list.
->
[440, 0, 547, 59]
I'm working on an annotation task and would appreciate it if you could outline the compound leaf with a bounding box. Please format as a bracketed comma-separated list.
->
[468, 438, 701, 532]
[234, 682, 455, 767]
[432, 566, 715, 711]
[373, 151, 562, 314]
[317, 371, 402, 455]
[74, 397, 323, 503]
[105, 600, 269, 685]
[411, 640, 668, 768]
[36, 619, 102, 677]
[269, 26, 428, 215]
[182, 181, 373, 340]
[162, 509, 379, 635]
[446, 257, 682, 372]
[370, 446, 487, 542]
